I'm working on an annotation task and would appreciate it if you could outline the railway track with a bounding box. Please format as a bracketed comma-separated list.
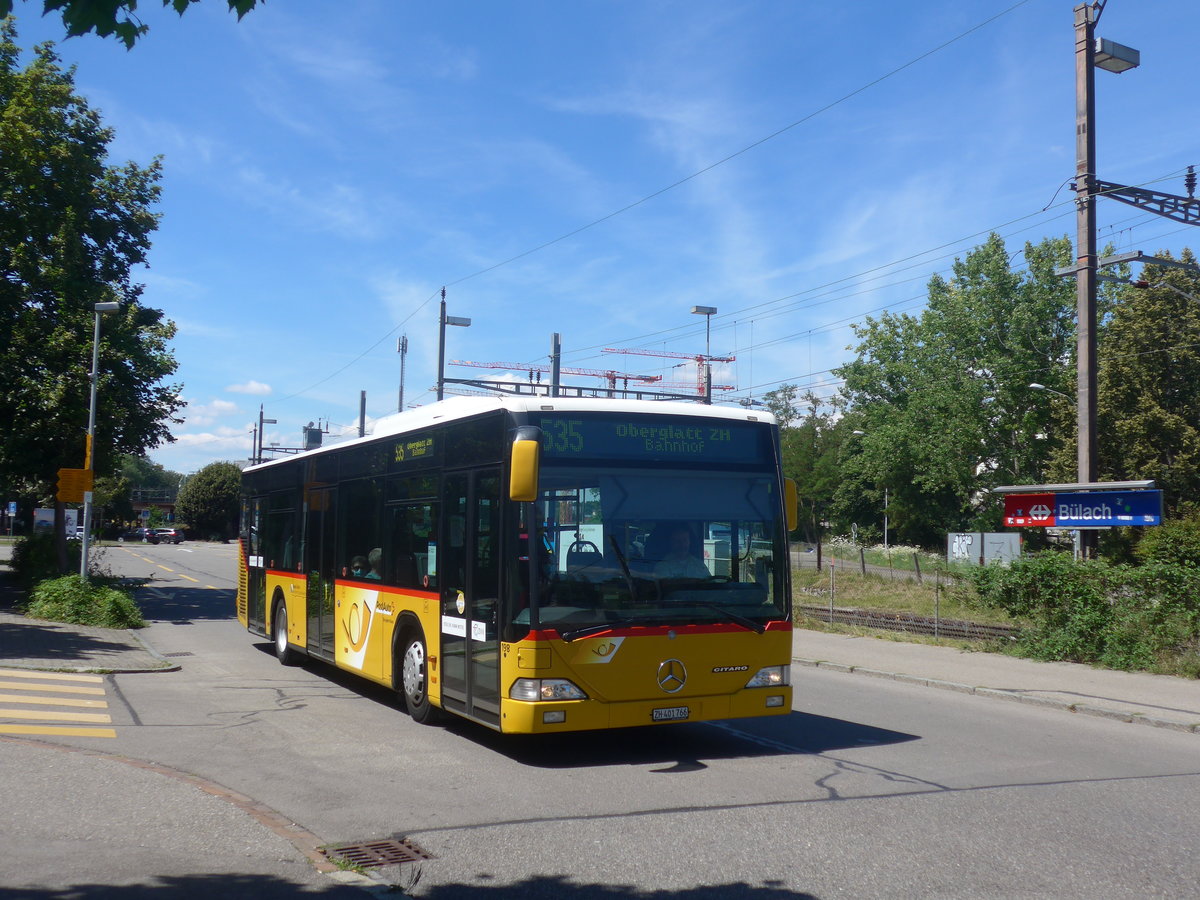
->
[795, 603, 1019, 642]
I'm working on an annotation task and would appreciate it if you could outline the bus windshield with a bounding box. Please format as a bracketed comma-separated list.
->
[520, 466, 788, 637]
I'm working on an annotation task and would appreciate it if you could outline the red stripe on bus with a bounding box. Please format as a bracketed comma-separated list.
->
[526, 621, 790, 642]
[266, 569, 305, 579]
[333, 579, 439, 600]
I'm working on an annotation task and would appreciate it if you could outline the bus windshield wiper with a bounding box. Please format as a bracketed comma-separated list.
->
[559, 615, 664, 642]
[690, 603, 766, 634]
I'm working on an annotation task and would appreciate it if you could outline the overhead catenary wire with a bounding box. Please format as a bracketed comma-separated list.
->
[269, 1, 1040, 410]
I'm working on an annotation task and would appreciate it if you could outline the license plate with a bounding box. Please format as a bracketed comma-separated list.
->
[652, 706, 690, 722]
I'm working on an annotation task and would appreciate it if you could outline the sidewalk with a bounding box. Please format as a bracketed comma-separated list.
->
[794, 629, 1200, 735]
[0, 571, 177, 673]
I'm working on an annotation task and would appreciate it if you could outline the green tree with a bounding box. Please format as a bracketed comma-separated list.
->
[0, 22, 183, 538]
[1096, 250, 1200, 513]
[765, 385, 843, 545]
[0, 1, 260, 48]
[175, 461, 241, 540]
[119, 454, 182, 493]
[833, 234, 1076, 546]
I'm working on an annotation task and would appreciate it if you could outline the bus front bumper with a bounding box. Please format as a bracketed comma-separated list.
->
[499, 686, 793, 734]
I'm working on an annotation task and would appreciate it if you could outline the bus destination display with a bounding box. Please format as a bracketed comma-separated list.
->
[536, 415, 768, 464]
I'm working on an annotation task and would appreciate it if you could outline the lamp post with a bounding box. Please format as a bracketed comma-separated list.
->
[436, 287, 471, 401]
[79, 301, 121, 579]
[1072, 2, 1138, 557]
[691, 305, 717, 403]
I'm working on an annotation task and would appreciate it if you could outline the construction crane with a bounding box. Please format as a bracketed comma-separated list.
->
[602, 347, 736, 396]
[654, 380, 736, 393]
[450, 359, 662, 391]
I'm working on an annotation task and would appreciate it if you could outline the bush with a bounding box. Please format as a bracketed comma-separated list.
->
[23, 575, 145, 628]
[9, 534, 81, 589]
[969, 552, 1200, 674]
[1135, 507, 1200, 568]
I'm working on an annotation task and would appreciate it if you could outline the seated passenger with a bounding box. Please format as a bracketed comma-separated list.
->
[349, 555, 368, 578]
[652, 525, 709, 580]
[365, 547, 383, 581]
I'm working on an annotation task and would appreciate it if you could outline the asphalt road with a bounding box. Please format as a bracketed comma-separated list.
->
[6, 541, 1200, 898]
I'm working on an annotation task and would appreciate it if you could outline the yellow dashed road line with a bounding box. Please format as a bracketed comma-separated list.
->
[157, 564, 174, 572]
[179, 573, 199, 583]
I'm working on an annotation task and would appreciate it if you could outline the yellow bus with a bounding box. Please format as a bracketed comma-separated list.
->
[237, 396, 796, 734]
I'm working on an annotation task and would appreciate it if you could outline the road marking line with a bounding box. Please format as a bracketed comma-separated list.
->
[157, 564, 174, 572]
[0, 668, 103, 683]
[0, 724, 116, 738]
[205, 585, 218, 590]
[0, 681, 106, 696]
[179, 574, 200, 583]
[0, 707, 112, 724]
[0, 694, 108, 709]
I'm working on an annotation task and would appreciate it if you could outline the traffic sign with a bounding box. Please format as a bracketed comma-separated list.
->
[1005, 490, 1161, 528]
[56, 468, 94, 503]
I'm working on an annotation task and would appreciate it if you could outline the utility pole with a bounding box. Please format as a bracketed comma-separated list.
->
[256, 405, 276, 465]
[1074, 2, 1100, 557]
[550, 333, 562, 398]
[397, 334, 408, 412]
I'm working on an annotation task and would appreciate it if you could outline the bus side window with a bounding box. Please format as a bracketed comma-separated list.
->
[387, 501, 438, 589]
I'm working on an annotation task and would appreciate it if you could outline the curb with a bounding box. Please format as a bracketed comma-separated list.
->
[793, 656, 1200, 736]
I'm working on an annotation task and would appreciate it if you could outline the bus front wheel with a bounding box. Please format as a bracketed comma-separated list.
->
[273, 601, 299, 666]
[398, 630, 440, 725]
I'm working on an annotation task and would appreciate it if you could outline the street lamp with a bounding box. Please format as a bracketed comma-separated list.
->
[1028, 382, 1077, 405]
[436, 287, 471, 401]
[691, 305, 717, 403]
[79, 301, 121, 579]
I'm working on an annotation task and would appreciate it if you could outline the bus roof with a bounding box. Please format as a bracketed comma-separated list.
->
[246, 396, 777, 473]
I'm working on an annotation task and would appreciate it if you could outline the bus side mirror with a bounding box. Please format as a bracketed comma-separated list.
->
[510, 426, 542, 502]
[784, 478, 798, 532]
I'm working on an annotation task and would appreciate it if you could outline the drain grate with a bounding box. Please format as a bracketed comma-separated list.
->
[161, 651, 195, 658]
[322, 838, 432, 869]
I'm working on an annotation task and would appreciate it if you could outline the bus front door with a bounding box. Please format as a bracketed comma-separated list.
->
[440, 470, 501, 725]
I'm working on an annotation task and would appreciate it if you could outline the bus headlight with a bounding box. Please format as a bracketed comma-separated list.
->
[510, 678, 588, 702]
[745, 666, 790, 688]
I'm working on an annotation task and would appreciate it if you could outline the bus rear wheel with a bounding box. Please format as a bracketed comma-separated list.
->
[398, 630, 440, 725]
[273, 601, 298, 666]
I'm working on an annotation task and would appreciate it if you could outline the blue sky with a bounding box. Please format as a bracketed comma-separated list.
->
[12, 0, 1198, 474]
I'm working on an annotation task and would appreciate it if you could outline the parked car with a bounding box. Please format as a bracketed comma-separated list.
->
[155, 527, 185, 544]
[117, 527, 159, 544]
[67, 526, 85, 541]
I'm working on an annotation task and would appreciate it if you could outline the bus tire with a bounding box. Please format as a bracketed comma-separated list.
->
[273, 600, 299, 666]
[398, 628, 440, 725]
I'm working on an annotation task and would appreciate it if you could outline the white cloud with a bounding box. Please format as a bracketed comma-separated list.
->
[183, 398, 240, 428]
[236, 166, 379, 240]
[226, 380, 273, 396]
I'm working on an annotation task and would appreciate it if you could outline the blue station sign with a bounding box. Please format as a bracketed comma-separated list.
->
[1004, 490, 1162, 528]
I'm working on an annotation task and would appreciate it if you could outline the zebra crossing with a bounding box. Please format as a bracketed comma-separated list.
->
[0, 667, 115, 739]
